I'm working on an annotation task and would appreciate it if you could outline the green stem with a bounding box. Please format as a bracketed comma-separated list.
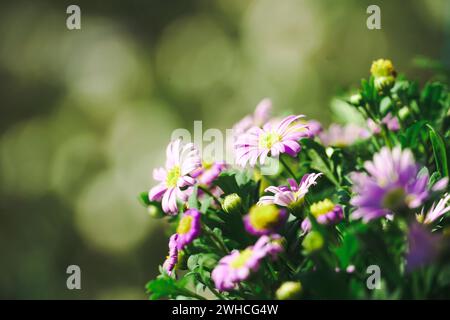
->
[279, 253, 297, 274]
[265, 260, 278, 281]
[202, 224, 229, 254]
[198, 185, 221, 206]
[204, 281, 228, 300]
[179, 288, 207, 300]
[279, 157, 297, 180]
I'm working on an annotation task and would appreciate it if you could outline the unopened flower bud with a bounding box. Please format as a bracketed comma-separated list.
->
[147, 204, 164, 219]
[222, 193, 242, 214]
[302, 230, 324, 253]
[349, 93, 362, 105]
[398, 106, 410, 121]
[276, 281, 302, 300]
[370, 59, 396, 91]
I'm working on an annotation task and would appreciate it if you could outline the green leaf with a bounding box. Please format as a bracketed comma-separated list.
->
[427, 124, 449, 177]
[334, 232, 359, 268]
[146, 275, 188, 300]
[138, 191, 151, 207]
[301, 139, 339, 187]
[188, 187, 199, 209]
[399, 120, 427, 149]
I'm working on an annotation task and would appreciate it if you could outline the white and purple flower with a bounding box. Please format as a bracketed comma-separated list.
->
[417, 193, 450, 225]
[233, 98, 273, 136]
[211, 235, 283, 291]
[306, 120, 323, 138]
[350, 147, 431, 222]
[406, 223, 442, 272]
[319, 123, 370, 147]
[162, 234, 179, 276]
[149, 139, 201, 214]
[367, 113, 400, 134]
[235, 115, 309, 167]
[258, 173, 322, 212]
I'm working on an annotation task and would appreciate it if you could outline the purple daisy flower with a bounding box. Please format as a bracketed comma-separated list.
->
[149, 139, 201, 214]
[306, 120, 323, 138]
[233, 98, 272, 136]
[367, 113, 400, 134]
[258, 173, 322, 210]
[243, 204, 288, 236]
[211, 234, 283, 291]
[301, 199, 344, 233]
[191, 161, 227, 186]
[176, 209, 201, 249]
[417, 193, 450, 225]
[162, 234, 179, 276]
[406, 223, 442, 272]
[235, 115, 308, 167]
[319, 123, 370, 147]
[350, 147, 430, 222]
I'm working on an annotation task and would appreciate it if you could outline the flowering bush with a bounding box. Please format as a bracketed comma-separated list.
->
[141, 59, 450, 299]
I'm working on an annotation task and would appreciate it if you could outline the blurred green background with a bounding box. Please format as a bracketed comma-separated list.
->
[0, 0, 448, 299]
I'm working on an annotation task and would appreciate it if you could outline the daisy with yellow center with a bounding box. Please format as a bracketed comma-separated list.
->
[149, 139, 201, 214]
[301, 198, 344, 233]
[212, 234, 283, 291]
[258, 173, 323, 215]
[235, 114, 308, 167]
[175, 209, 201, 249]
[244, 204, 287, 236]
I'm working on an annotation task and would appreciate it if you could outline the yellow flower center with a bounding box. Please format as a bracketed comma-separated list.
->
[370, 59, 395, 77]
[310, 199, 335, 218]
[202, 161, 213, 170]
[249, 204, 280, 230]
[382, 187, 406, 210]
[177, 215, 193, 234]
[259, 131, 281, 149]
[230, 249, 253, 269]
[166, 166, 181, 188]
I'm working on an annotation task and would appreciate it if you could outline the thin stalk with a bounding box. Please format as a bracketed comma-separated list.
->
[202, 224, 229, 254]
[198, 185, 221, 206]
[279, 157, 297, 180]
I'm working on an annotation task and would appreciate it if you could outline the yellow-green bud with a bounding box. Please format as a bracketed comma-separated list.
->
[370, 59, 395, 78]
[147, 204, 164, 218]
[276, 281, 302, 300]
[398, 106, 410, 120]
[302, 230, 324, 253]
[374, 76, 395, 91]
[222, 193, 242, 214]
[370, 59, 396, 91]
[349, 93, 362, 105]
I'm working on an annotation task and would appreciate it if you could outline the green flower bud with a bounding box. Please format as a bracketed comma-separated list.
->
[276, 281, 302, 300]
[147, 204, 164, 219]
[374, 75, 395, 91]
[349, 93, 362, 105]
[222, 193, 242, 214]
[398, 106, 410, 121]
[302, 230, 324, 253]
